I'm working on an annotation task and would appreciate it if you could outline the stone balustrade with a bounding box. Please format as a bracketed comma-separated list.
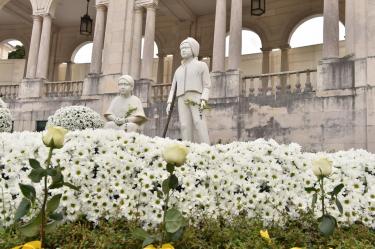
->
[242, 69, 317, 96]
[44, 81, 83, 97]
[0, 84, 19, 100]
[151, 83, 171, 102]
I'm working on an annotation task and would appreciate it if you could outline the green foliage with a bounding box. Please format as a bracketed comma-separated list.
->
[1, 215, 374, 249]
[7, 45, 25, 59]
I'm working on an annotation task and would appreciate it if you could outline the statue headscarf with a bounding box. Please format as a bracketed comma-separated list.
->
[180, 37, 200, 58]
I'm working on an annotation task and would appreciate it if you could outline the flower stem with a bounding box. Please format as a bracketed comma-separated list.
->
[320, 176, 325, 216]
[161, 174, 172, 247]
[40, 147, 53, 248]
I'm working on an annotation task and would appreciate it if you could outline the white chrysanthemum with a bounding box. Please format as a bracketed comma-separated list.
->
[0, 107, 12, 132]
[47, 105, 104, 131]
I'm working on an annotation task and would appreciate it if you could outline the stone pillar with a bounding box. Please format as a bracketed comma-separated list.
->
[141, 3, 157, 79]
[26, 15, 42, 79]
[280, 46, 290, 72]
[228, 0, 242, 70]
[345, 0, 355, 55]
[323, 0, 339, 59]
[212, 0, 226, 72]
[130, 6, 143, 80]
[65, 61, 72, 81]
[36, 14, 53, 79]
[157, 53, 165, 83]
[122, 0, 135, 74]
[261, 48, 271, 90]
[90, 4, 107, 74]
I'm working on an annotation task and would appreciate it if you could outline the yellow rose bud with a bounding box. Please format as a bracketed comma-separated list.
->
[42, 126, 68, 149]
[11, 241, 41, 249]
[162, 144, 189, 166]
[143, 245, 157, 249]
[312, 158, 333, 177]
[161, 243, 175, 249]
[260, 229, 271, 244]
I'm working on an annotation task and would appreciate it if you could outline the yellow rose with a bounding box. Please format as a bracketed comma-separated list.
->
[162, 144, 189, 166]
[260, 229, 271, 244]
[161, 243, 175, 249]
[12, 241, 41, 249]
[42, 126, 68, 149]
[143, 245, 157, 249]
[312, 158, 333, 177]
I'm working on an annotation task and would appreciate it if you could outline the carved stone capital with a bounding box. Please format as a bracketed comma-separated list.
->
[135, 0, 158, 8]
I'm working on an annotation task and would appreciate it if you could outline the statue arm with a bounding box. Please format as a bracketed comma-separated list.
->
[201, 63, 211, 101]
[167, 75, 177, 104]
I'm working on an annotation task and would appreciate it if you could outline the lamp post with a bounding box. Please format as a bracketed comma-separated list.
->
[80, 0, 93, 36]
[251, 0, 266, 16]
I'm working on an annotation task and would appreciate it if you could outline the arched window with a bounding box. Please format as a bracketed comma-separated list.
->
[290, 16, 345, 48]
[0, 40, 25, 59]
[72, 42, 93, 64]
[141, 38, 159, 59]
[225, 30, 262, 57]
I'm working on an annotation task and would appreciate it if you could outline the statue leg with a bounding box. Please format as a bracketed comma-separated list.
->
[177, 95, 194, 142]
[104, 121, 120, 130]
[189, 93, 210, 144]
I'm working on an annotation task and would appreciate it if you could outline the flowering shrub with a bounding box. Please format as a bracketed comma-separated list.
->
[47, 106, 104, 131]
[0, 107, 12, 133]
[0, 130, 374, 229]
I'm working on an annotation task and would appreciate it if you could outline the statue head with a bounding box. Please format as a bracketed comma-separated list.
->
[180, 37, 200, 60]
[117, 75, 134, 96]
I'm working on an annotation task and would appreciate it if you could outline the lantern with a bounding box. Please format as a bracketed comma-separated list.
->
[251, 0, 266, 16]
[80, 0, 93, 36]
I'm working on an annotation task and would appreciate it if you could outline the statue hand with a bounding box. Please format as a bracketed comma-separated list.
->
[114, 117, 124, 126]
[200, 100, 207, 110]
[166, 103, 171, 115]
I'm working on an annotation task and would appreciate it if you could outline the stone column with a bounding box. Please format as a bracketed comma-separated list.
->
[280, 45, 290, 89]
[261, 48, 271, 90]
[36, 14, 53, 79]
[65, 61, 72, 81]
[228, 0, 242, 70]
[26, 15, 42, 78]
[141, 3, 157, 79]
[122, 0, 135, 74]
[345, 0, 355, 55]
[212, 0, 226, 72]
[157, 53, 165, 83]
[323, 0, 339, 58]
[90, 4, 107, 74]
[130, 6, 144, 80]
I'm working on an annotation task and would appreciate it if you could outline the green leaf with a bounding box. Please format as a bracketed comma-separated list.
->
[19, 212, 42, 237]
[46, 168, 58, 177]
[49, 212, 63, 221]
[142, 237, 155, 248]
[46, 194, 62, 214]
[166, 163, 175, 174]
[165, 208, 185, 233]
[312, 193, 317, 211]
[333, 183, 344, 195]
[63, 182, 80, 191]
[14, 198, 31, 221]
[167, 227, 185, 242]
[29, 159, 42, 169]
[49, 168, 64, 189]
[335, 198, 343, 214]
[305, 187, 317, 193]
[162, 178, 170, 194]
[169, 174, 179, 190]
[19, 184, 36, 204]
[132, 227, 151, 240]
[28, 168, 47, 183]
[45, 220, 61, 233]
[319, 215, 336, 236]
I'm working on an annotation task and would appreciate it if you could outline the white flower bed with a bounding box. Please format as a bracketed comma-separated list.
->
[0, 108, 12, 132]
[47, 106, 104, 131]
[0, 130, 374, 228]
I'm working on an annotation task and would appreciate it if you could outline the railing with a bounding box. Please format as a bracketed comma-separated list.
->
[242, 69, 317, 97]
[0, 84, 19, 100]
[44, 81, 83, 97]
[152, 83, 171, 102]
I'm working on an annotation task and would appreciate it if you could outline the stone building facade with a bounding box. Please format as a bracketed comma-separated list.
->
[1, 0, 375, 152]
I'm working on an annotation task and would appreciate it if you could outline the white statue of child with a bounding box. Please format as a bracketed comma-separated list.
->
[104, 75, 147, 132]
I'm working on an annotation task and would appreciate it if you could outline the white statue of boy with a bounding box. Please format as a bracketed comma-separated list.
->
[166, 37, 211, 144]
[104, 75, 147, 132]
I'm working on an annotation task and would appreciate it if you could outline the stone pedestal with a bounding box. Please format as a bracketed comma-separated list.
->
[210, 70, 241, 99]
[82, 74, 100, 96]
[317, 58, 354, 92]
[134, 79, 152, 106]
[19, 78, 44, 99]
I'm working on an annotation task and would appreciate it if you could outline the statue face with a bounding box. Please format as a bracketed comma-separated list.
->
[118, 79, 133, 96]
[180, 43, 193, 59]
